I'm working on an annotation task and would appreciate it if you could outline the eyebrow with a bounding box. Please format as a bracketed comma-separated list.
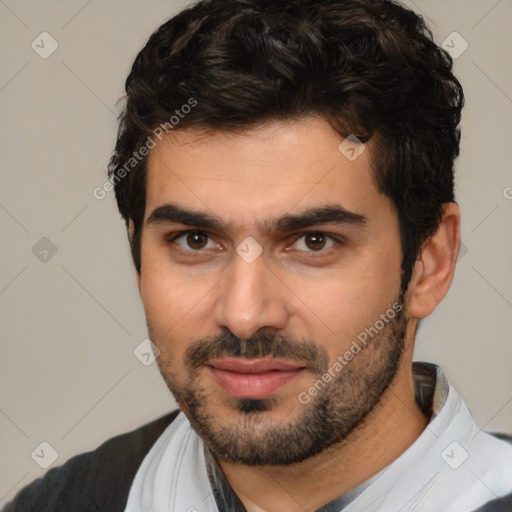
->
[264, 205, 367, 232]
[146, 203, 367, 233]
[147, 203, 227, 231]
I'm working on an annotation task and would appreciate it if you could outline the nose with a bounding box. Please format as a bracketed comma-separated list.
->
[213, 252, 290, 340]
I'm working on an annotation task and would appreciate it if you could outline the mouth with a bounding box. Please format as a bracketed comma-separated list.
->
[206, 357, 307, 399]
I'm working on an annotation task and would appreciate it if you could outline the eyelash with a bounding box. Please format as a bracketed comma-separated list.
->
[167, 230, 342, 254]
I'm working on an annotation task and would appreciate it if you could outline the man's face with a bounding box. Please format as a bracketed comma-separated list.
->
[138, 117, 408, 466]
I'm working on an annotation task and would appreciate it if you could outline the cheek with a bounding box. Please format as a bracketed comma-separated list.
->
[289, 248, 402, 356]
[139, 274, 206, 372]
[140, 270, 213, 333]
[139, 237, 198, 322]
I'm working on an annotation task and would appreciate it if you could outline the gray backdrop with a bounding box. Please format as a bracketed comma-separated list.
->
[1, 0, 511, 505]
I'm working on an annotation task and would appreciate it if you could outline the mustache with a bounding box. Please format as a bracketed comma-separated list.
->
[184, 330, 329, 376]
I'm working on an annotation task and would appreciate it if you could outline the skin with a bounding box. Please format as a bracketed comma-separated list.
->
[131, 116, 461, 512]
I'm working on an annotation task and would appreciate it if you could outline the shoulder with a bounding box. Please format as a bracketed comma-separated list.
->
[469, 432, 512, 512]
[3, 410, 180, 512]
[489, 432, 512, 444]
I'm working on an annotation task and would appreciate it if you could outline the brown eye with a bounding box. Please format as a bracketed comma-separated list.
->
[291, 232, 336, 252]
[172, 231, 215, 251]
[304, 233, 326, 251]
[186, 232, 208, 249]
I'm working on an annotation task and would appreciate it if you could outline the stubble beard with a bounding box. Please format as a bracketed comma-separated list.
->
[152, 299, 407, 466]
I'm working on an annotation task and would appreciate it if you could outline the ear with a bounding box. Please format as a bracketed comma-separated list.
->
[406, 203, 461, 319]
[128, 219, 141, 294]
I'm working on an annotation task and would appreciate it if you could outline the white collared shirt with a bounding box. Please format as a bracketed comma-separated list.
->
[125, 363, 512, 512]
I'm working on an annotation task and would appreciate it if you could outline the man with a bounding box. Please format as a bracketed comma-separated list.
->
[5, 0, 511, 511]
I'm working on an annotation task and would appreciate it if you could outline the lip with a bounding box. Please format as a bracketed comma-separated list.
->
[208, 357, 305, 373]
[207, 358, 307, 399]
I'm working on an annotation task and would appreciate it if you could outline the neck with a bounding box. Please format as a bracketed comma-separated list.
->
[216, 361, 428, 512]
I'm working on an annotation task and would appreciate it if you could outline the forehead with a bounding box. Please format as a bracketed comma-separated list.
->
[144, 117, 391, 228]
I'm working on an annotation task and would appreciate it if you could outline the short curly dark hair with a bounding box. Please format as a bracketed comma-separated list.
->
[108, 0, 464, 294]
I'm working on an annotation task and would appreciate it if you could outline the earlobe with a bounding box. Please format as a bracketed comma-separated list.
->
[406, 203, 461, 319]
